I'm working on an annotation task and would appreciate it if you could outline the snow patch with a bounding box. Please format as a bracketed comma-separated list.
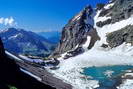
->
[5, 51, 22, 61]
[95, 10, 111, 22]
[117, 79, 133, 89]
[125, 73, 133, 76]
[104, 3, 114, 9]
[72, 12, 82, 21]
[82, 36, 91, 51]
[20, 68, 42, 81]
[19, 55, 43, 63]
[8, 33, 23, 39]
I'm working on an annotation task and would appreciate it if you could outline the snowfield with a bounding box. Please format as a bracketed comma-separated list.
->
[49, 43, 133, 89]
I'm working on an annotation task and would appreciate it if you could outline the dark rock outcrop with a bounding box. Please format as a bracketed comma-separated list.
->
[96, 0, 133, 27]
[96, 19, 112, 27]
[99, 8, 112, 17]
[107, 25, 133, 48]
[111, 0, 133, 21]
[63, 47, 84, 59]
[96, 3, 105, 11]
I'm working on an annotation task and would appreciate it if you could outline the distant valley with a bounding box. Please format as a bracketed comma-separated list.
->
[0, 28, 57, 57]
[37, 31, 61, 44]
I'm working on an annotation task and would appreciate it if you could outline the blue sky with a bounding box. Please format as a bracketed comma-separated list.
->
[0, 0, 108, 32]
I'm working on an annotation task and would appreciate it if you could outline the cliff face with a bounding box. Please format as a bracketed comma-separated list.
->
[96, 0, 133, 48]
[96, 0, 133, 27]
[107, 25, 133, 48]
[52, 6, 100, 58]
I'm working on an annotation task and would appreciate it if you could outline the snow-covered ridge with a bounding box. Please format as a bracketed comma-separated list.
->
[8, 33, 23, 39]
[72, 12, 82, 21]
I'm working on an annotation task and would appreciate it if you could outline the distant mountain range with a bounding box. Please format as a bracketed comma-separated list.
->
[0, 28, 56, 57]
[37, 31, 61, 44]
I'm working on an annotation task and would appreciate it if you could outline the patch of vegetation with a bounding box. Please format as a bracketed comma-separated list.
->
[43, 57, 49, 60]
[8, 85, 18, 89]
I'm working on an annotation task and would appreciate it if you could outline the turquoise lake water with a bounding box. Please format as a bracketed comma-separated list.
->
[83, 65, 133, 89]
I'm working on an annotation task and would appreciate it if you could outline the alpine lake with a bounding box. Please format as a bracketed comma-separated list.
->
[82, 65, 133, 89]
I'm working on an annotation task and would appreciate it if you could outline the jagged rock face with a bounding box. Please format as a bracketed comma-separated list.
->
[97, 0, 133, 48]
[96, 0, 133, 27]
[52, 6, 100, 57]
[52, 0, 133, 58]
[96, 3, 105, 11]
[111, 0, 133, 23]
[107, 25, 133, 48]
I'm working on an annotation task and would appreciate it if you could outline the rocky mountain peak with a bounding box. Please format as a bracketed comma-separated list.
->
[70, 5, 93, 25]
[51, 5, 100, 58]
[83, 5, 93, 15]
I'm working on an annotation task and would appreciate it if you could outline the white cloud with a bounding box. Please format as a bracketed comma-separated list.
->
[0, 17, 17, 26]
[0, 18, 4, 24]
